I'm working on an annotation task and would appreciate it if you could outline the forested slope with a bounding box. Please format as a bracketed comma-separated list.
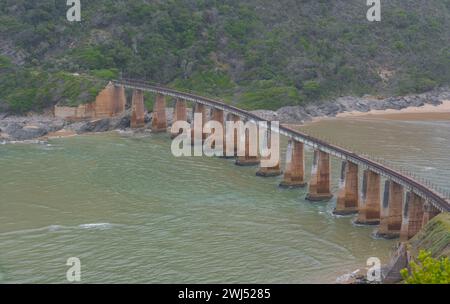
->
[0, 0, 449, 113]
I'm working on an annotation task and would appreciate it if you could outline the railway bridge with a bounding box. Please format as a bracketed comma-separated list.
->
[110, 78, 450, 241]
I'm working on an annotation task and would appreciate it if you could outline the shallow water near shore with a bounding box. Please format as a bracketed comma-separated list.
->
[0, 113, 448, 283]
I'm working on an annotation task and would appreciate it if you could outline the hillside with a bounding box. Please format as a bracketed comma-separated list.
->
[0, 0, 449, 114]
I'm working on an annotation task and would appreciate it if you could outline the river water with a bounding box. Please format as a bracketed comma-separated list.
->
[0, 113, 448, 283]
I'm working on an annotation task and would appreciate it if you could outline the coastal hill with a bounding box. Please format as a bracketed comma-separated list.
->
[0, 0, 449, 114]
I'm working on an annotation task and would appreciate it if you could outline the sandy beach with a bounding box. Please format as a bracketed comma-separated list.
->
[334, 99, 450, 121]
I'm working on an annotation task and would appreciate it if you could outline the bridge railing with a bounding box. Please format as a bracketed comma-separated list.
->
[113, 78, 450, 212]
[302, 127, 450, 203]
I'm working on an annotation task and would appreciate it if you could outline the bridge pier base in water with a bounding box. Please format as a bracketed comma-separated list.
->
[256, 163, 282, 177]
[334, 161, 359, 215]
[131, 89, 146, 129]
[306, 150, 333, 201]
[355, 170, 381, 225]
[171, 99, 187, 138]
[400, 192, 425, 241]
[377, 181, 404, 238]
[279, 140, 306, 187]
[236, 125, 260, 166]
[152, 93, 167, 133]
[256, 125, 282, 176]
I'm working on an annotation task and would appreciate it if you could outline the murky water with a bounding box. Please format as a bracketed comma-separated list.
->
[1, 113, 447, 283]
[300, 115, 450, 194]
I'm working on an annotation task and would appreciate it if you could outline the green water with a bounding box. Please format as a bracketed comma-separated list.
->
[3, 122, 431, 283]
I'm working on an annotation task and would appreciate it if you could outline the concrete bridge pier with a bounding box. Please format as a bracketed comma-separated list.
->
[112, 85, 127, 116]
[236, 123, 260, 166]
[170, 98, 187, 138]
[400, 192, 425, 241]
[256, 124, 282, 177]
[152, 93, 167, 133]
[94, 84, 126, 118]
[210, 108, 225, 151]
[279, 140, 306, 187]
[131, 89, 146, 129]
[377, 180, 404, 238]
[355, 170, 381, 225]
[224, 114, 240, 158]
[306, 150, 333, 201]
[333, 161, 359, 215]
[191, 103, 207, 145]
[422, 202, 440, 227]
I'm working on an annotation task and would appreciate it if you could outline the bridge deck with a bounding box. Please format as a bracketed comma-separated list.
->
[113, 79, 450, 212]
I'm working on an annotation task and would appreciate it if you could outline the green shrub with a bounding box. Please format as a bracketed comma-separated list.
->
[240, 81, 302, 110]
[401, 250, 450, 284]
[0, 55, 12, 69]
[303, 80, 322, 100]
[91, 69, 119, 80]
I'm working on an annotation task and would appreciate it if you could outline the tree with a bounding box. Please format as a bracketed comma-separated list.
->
[401, 250, 450, 284]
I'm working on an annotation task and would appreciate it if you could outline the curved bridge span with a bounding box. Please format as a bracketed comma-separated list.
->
[112, 78, 449, 240]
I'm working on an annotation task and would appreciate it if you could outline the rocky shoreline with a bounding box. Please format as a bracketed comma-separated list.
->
[252, 86, 450, 124]
[1, 87, 449, 142]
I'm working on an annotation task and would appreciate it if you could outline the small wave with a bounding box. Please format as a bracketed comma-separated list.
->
[422, 166, 435, 171]
[114, 129, 134, 135]
[0, 225, 71, 237]
[48, 225, 64, 232]
[0, 223, 119, 237]
[1, 140, 48, 145]
[78, 223, 115, 230]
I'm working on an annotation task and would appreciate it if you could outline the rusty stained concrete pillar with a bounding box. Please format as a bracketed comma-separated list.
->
[210, 108, 224, 151]
[236, 122, 260, 166]
[111, 85, 126, 116]
[400, 192, 425, 241]
[306, 150, 333, 201]
[131, 89, 146, 129]
[355, 169, 381, 225]
[94, 84, 126, 118]
[171, 99, 188, 138]
[256, 124, 282, 177]
[421, 202, 440, 228]
[333, 161, 359, 215]
[279, 140, 306, 187]
[152, 93, 167, 133]
[224, 113, 240, 158]
[191, 103, 207, 145]
[376, 180, 404, 239]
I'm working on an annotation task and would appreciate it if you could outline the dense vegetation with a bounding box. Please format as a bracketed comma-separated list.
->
[0, 56, 105, 113]
[401, 250, 450, 284]
[0, 0, 449, 113]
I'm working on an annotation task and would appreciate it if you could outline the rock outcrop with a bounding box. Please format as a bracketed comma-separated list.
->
[0, 115, 65, 141]
[251, 87, 450, 124]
